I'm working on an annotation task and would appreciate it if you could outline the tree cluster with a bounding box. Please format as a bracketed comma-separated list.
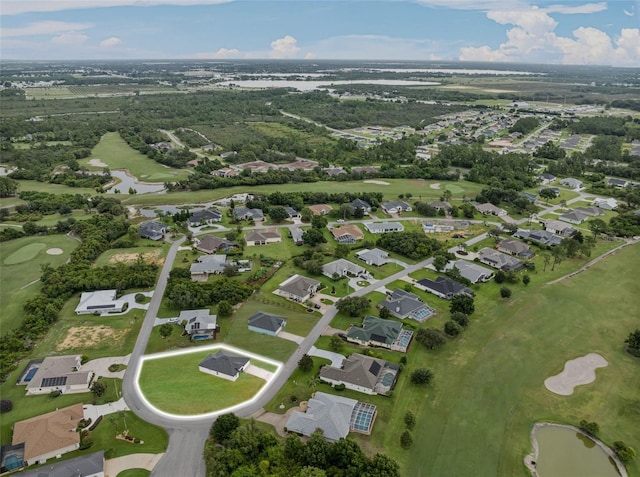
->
[376, 232, 442, 260]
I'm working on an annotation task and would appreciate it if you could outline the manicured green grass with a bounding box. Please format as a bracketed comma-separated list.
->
[123, 179, 486, 207]
[138, 349, 269, 415]
[117, 470, 151, 477]
[0, 235, 79, 332]
[384, 245, 640, 477]
[80, 132, 191, 183]
[8, 180, 101, 197]
[31, 210, 95, 227]
[264, 357, 331, 413]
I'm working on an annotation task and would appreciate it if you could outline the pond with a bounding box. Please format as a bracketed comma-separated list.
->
[106, 170, 166, 195]
[532, 424, 622, 477]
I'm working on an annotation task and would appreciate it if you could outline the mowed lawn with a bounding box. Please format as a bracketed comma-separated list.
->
[138, 350, 271, 415]
[80, 132, 191, 183]
[0, 235, 79, 331]
[395, 244, 640, 477]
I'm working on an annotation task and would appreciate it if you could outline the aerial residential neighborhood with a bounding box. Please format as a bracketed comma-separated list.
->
[1, 48, 639, 477]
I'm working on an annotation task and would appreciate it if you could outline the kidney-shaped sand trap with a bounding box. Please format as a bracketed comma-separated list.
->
[545, 353, 608, 396]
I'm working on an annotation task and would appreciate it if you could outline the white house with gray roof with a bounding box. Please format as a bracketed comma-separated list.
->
[75, 290, 125, 315]
[559, 210, 588, 225]
[380, 200, 412, 214]
[320, 354, 398, 396]
[180, 309, 218, 340]
[190, 255, 227, 281]
[198, 350, 249, 382]
[277, 275, 321, 302]
[364, 222, 404, 234]
[322, 259, 366, 279]
[139, 220, 169, 241]
[560, 177, 583, 189]
[22, 355, 93, 396]
[248, 312, 286, 336]
[355, 248, 389, 266]
[379, 289, 435, 322]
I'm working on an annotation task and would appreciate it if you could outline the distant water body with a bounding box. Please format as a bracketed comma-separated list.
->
[217, 79, 440, 91]
[330, 68, 542, 75]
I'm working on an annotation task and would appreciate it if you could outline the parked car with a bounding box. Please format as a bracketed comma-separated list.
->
[313, 303, 321, 309]
[168, 317, 178, 323]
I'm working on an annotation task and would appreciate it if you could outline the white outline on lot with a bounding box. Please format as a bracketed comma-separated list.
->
[134, 344, 282, 421]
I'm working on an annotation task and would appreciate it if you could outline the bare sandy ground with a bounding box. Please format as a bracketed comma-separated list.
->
[58, 325, 127, 350]
[363, 180, 390, 185]
[87, 158, 109, 167]
[544, 353, 607, 396]
[430, 183, 441, 189]
[46, 248, 64, 255]
[108, 250, 164, 265]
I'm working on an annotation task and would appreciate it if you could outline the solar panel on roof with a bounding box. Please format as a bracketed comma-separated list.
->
[369, 361, 381, 376]
[370, 333, 388, 343]
[41, 376, 67, 387]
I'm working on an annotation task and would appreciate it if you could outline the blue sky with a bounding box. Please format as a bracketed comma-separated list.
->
[1, 0, 639, 65]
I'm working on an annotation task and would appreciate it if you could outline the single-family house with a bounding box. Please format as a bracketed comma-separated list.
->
[537, 172, 556, 184]
[593, 197, 618, 210]
[290, 227, 305, 245]
[190, 255, 227, 281]
[608, 178, 629, 188]
[277, 275, 321, 302]
[12, 404, 84, 465]
[198, 350, 249, 382]
[308, 204, 333, 216]
[22, 355, 92, 396]
[520, 192, 538, 203]
[75, 289, 125, 315]
[497, 239, 535, 259]
[187, 209, 222, 226]
[349, 199, 371, 213]
[541, 219, 576, 237]
[320, 354, 398, 396]
[346, 315, 413, 353]
[150, 142, 172, 150]
[477, 248, 525, 271]
[248, 312, 287, 336]
[442, 260, 494, 284]
[324, 167, 347, 177]
[472, 202, 508, 217]
[379, 289, 435, 322]
[139, 220, 169, 241]
[331, 225, 364, 244]
[380, 200, 412, 215]
[216, 167, 239, 178]
[364, 222, 404, 234]
[560, 177, 583, 189]
[415, 277, 474, 300]
[180, 309, 219, 340]
[429, 201, 452, 212]
[513, 229, 563, 247]
[355, 248, 389, 266]
[559, 210, 588, 225]
[284, 207, 299, 219]
[285, 392, 376, 442]
[322, 259, 366, 279]
[194, 236, 237, 254]
[245, 230, 281, 246]
[423, 222, 454, 234]
[16, 450, 104, 477]
[574, 206, 605, 217]
[233, 206, 264, 222]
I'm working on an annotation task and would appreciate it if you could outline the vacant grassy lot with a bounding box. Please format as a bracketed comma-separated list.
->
[0, 234, 79, 332]
[80, 132, 191, 183]
[139, 349, 272, 415]
[94, 245, 168, 267]
[395, 245, 640, 477]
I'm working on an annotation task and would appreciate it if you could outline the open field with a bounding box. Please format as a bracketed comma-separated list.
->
[0, 234, 79, 332]
[80, 132, 191, 183]
[138, 350, 271, 415]
[94, 245, 168, 267]
[123, 179, 486, 207]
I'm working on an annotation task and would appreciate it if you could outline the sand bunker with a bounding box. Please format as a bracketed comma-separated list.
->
[544, 353, 607, 396]
[430, 183, 441, 189]
[363, 180, 390, 185]
[88, 158, 109, 168]
[108, 250, 164, 265]
[58, 325, 127, 350]
[46, 248, 64, 255]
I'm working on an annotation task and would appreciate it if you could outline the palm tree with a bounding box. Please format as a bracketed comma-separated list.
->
[542, 253, 551, 272]
[307, 375, 321, 390]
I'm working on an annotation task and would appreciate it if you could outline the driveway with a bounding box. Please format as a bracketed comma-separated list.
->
[105, 453, 164, 477]
[308, 346, 345, 367]
[278, 331, 304, 344]
[83, 398, 129, 422]
[244, 364, 274, 381]
[102, 291, 153, 317]
[81, 355, 131, 379]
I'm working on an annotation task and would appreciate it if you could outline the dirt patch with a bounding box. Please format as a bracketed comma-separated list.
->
[46, 248, 64, 255]
[108, 250, 164, 265]
[88, 158, 109, 168]
[57, 325, 128, 350]
[430, 182, 441, 189]
[363, 180, 390, 185]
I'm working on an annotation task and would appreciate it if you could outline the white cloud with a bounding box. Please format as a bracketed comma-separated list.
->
[304, 52, 316, 60]
[543, 3, 607, 14]
[51, 32, 88, 45]
[99, 37, 122, 47]
[487, 8, 558, 36]
[269, 35, 300, 59]
[1, 0, 232, 16]
[1, 20, 91, 37]
[623, 6, 635, 16]
[194, 47, 241, 59]
[414, 0, 527, 10]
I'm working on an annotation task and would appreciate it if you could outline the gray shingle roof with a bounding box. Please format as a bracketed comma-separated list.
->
[285, 392, 357, 442]
[248, 312, 286, 333]
[199, 351, 249, 378]
[347, 316, 403, 345]
[320, 354, 385, 392]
